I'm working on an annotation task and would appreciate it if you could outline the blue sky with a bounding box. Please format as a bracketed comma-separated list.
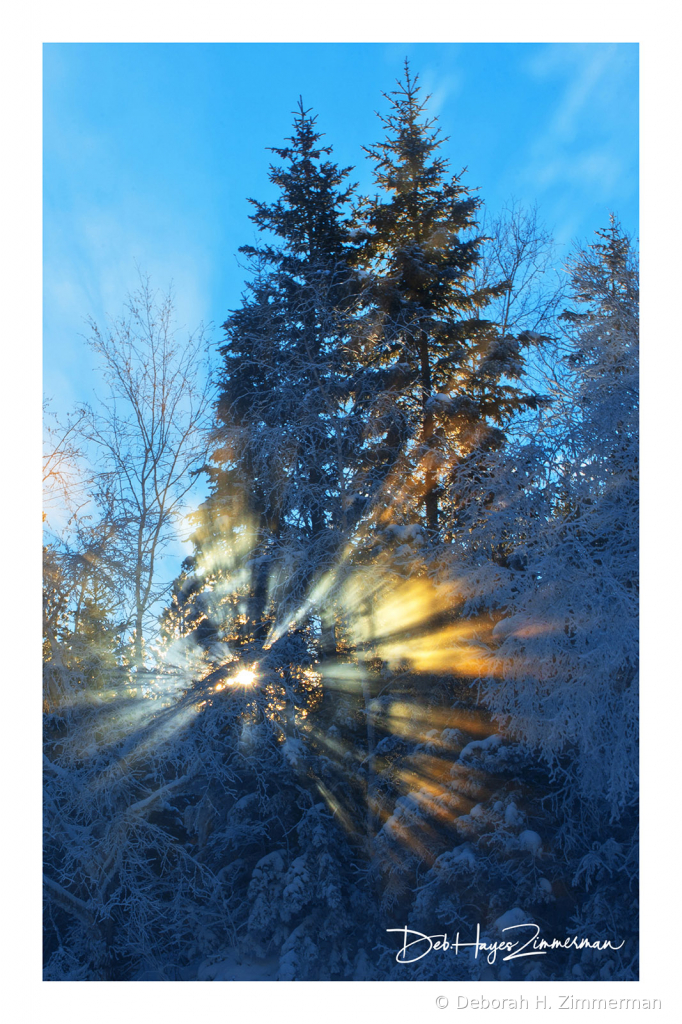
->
[44, 42, 638, 415]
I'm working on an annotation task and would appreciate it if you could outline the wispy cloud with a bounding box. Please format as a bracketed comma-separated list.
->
[518, 44, 638, 244]
[419, 67, 463, 119]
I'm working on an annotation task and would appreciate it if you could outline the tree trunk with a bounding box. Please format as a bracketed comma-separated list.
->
[418, 330, 438, 534]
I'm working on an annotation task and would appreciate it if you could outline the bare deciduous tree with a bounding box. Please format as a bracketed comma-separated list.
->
[43, 401, 90, 530]
[78, 278, 213, 666]
[474, 200, 566, 338]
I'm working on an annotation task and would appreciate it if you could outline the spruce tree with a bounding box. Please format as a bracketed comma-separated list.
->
[210, 99, 362, 652]
[321, 67, 555, 927]
[355, 62, 541, 537]
[148, 105, 382, 978]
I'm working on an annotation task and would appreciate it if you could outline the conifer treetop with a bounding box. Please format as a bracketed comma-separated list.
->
[241, 98, 356, 266]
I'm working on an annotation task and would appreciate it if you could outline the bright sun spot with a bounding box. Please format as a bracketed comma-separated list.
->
[234, 668, 256, 687]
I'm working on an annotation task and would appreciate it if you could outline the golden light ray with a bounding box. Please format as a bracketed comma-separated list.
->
[385, 702, 492, 740]
[313, 778, 357, 836]
[261, 448, 453, 648]
[53, 413, 527, 889]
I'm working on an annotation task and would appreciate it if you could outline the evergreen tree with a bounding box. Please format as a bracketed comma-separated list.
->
[208, 99, 363, 655]
[43, 522, 123, 707]
[472, 217, 639, 816]
[354, 62, 543, 537]
[446, 219, 639, 978]
[140, 103, 383, 979]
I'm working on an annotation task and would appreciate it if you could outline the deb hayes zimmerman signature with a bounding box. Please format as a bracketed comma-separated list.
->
[388, 923, 624, 966]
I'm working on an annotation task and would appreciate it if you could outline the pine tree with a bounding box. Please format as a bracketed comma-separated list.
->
[208, 99, 363, 655]
[354, 62, 542, 537]
[144, 103, 383, 978]
[317, 67, 562, 939]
